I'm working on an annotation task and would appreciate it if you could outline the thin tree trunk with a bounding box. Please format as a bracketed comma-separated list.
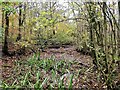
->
[2, 6, 4, 28]
[50, 2, 56, 35]
[2, 11, 9, 55]
[23, 3, 26, 38]
[16, 3, 22, 41]
[118, 1, 120, 25]
[2, 3, 4, 45]
[118, 1, 120, 55]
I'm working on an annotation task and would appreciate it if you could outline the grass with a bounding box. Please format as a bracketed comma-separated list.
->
[1, 53, 120, 89]
[1, 53, 90, 89]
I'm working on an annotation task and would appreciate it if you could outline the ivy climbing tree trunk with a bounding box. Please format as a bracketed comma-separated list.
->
[85, 3, 98, 66]
[102, 2, 109, 75]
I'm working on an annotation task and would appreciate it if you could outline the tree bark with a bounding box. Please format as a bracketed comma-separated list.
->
[2, 5, 4, 29]
[2, 11, 9, 55]
[50, 2, 56, 35]
[16, 3, 22, 41]
[118, 1, 120, 55]
[118, 1, 120, 24]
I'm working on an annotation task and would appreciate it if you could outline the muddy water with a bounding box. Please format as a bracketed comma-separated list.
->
[40, 46, 93, 66]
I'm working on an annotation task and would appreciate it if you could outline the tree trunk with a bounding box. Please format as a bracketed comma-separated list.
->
[2, 3, 4, 44]
[23, 3, 26, 37]
[118, 1, 120, 55]
[50, 2, 56, 35]
[2, 11, 9, 55]
[16, 3, 22, 41]
[2, 5, 4, 28]
[118, 1, 120, 24]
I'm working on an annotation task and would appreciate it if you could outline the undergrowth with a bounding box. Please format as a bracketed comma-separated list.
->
[1, 53, 92, 89]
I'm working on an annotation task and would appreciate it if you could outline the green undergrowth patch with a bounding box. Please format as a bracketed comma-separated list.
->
[1, 53, 94, 89]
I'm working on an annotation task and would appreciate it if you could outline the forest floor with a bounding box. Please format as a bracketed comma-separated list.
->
[1, 44, 115, 89]
[40, 45, 93, 67]
[1, 45, 93, 67]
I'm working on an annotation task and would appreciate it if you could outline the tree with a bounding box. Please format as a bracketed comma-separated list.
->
[118, 1, 120, 23]
[2, 3, 9, 55]
[2, 3, 4, 29]
[118, 1, 120, 55]
[2, 2, 16, 55]
[16, 3, 22, 41]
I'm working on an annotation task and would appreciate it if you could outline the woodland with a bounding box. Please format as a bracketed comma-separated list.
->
[0, 1, 120, 89]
